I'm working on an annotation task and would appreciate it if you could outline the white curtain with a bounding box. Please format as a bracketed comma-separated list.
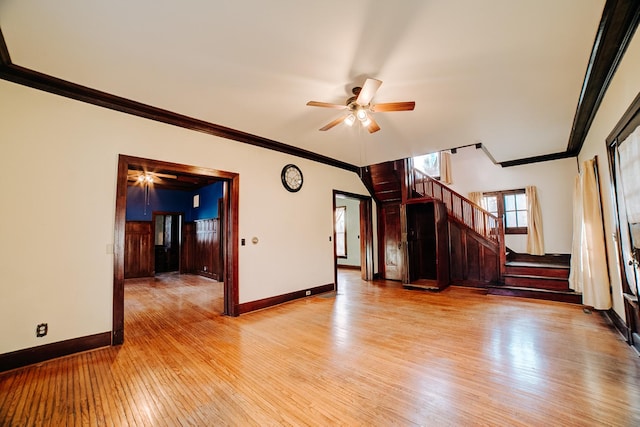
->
[569, 159, 611, 309]
[440, 151, 453, 184]
[525, 186, 544, 255]
[468, 191, 484, 207]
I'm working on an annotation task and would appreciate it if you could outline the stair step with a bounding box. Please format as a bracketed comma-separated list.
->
[488, 285, 581, 304]
[505, 266, 569, 279]
[503, 274, 570, 291]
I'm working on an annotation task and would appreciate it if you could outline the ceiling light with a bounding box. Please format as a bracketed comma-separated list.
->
[361, 116, 371, 127]
[356, 108, 368, 121]
[345, 114, 356, 126]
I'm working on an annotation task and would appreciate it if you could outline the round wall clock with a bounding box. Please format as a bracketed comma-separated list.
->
[281, 164, 303, 192]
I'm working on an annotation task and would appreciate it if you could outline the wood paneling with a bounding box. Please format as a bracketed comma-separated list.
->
[181, 222, 196, 274]
[2, 270, 639, 424]
[195, 218, 222, 281]
[124, 221, 153, 279]
[381, 203, 403, 281]
[360, 160, 406, 204]
[448, 220, 500, 286]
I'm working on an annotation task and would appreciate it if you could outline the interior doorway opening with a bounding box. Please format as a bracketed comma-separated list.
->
[332, 190, 375, 291]
[114, 155, 240, 345]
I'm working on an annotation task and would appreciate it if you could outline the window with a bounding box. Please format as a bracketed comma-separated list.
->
[482, 189, 528, 234]
[413, 152, 440, 178]
[335, 206, 347, 258]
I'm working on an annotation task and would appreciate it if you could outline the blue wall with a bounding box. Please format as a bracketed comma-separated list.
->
[192, 181, 224, 221]
[126, 181, 223, 221]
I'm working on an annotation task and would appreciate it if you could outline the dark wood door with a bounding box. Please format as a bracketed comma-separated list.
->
[407, 202, 437, 284]
[406, 201, 449, 290]
[154, 213, 181, 273]
[382, 203, 403, 281]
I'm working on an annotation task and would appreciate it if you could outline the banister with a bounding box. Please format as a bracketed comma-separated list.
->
[410, 169, 505, 268]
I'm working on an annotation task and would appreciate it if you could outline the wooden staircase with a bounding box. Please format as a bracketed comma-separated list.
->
[488, 253, 581, 304]
[360, 158, 582, 305]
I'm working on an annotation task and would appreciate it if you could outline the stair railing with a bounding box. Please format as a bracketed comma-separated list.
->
[411, 169, 505, 252]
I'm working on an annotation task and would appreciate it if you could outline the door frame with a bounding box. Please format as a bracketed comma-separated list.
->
[113, 155, 240, 345]
[332, 190, 375, 288]
[606, 91, 640, 347]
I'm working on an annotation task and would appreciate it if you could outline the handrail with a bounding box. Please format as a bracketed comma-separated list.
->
[411, 169, 505, 250]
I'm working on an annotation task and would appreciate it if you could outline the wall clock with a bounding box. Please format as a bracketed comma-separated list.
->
[281, 164, 303, 192]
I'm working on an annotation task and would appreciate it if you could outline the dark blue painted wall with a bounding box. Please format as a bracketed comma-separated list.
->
[126, 181, 223, 222]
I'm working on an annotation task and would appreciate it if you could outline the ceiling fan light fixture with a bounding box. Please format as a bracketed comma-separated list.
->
[137, 174, 153, 183]
[345, 114, 356, 126]
[306, 77, 415, 133]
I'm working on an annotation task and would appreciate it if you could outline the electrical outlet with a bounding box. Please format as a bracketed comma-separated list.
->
[305, 290, 311, 296]
[36, 323, 48, 337]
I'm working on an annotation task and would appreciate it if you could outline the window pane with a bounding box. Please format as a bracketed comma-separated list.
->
[505, 211, 517, 228]
[517, 210, 528, 227]
[516, 193, 527, 209]
[335, 207, 345, 232]
[504, 194, 516, 211]
[485, 196, 498, 214]
[336, 233, 346, 257]
[413, 152, 440, 177]
[335, 206, 347, 257]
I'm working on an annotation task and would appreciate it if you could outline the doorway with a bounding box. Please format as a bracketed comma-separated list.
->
[114, 155, 240, 345]
[332, 190, 375, 290]
[153, 212, 182, 274]
[608, 93, 640, 352]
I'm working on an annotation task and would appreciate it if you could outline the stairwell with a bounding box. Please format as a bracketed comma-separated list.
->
[360, 158, 582, 305]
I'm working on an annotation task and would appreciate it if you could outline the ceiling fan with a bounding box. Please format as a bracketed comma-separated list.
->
[127, 170, 177, 185]
[306, 78, 415, 134]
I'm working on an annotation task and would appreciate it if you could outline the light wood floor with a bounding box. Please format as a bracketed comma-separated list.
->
[1, 270, 640, 426]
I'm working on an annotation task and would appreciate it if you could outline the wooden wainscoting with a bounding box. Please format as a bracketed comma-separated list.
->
[195, 218, 222, 281]
[448, 220, 500, 287]
[124, 221, 153, 278]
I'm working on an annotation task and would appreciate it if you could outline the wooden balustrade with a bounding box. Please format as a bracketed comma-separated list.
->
[411, 168, 505, 249]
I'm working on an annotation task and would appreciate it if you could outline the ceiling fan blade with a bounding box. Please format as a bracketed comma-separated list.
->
[367, 116, 381, 133]
[356, 78, 382, 106]
[319, 115, 348, 131]
[306, 101, 347, 109]
[371, 101, 415, 112]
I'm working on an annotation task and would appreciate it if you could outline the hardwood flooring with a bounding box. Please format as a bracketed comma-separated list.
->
[1, 270, 640, 426]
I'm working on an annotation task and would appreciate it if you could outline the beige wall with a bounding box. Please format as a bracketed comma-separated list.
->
[0, 80, 371, 354]
[578, 30, 640, 318]
[447, 146, 577, 254]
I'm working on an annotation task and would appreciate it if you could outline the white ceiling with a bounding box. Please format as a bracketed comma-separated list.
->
[0, 0, 605, 166]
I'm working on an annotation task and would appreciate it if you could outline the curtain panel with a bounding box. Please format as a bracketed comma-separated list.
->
[468, 191, 484, 208]
[525, 186, 544, 255]
[440, 151, 453, 185]
[569, 159, 611, 309]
